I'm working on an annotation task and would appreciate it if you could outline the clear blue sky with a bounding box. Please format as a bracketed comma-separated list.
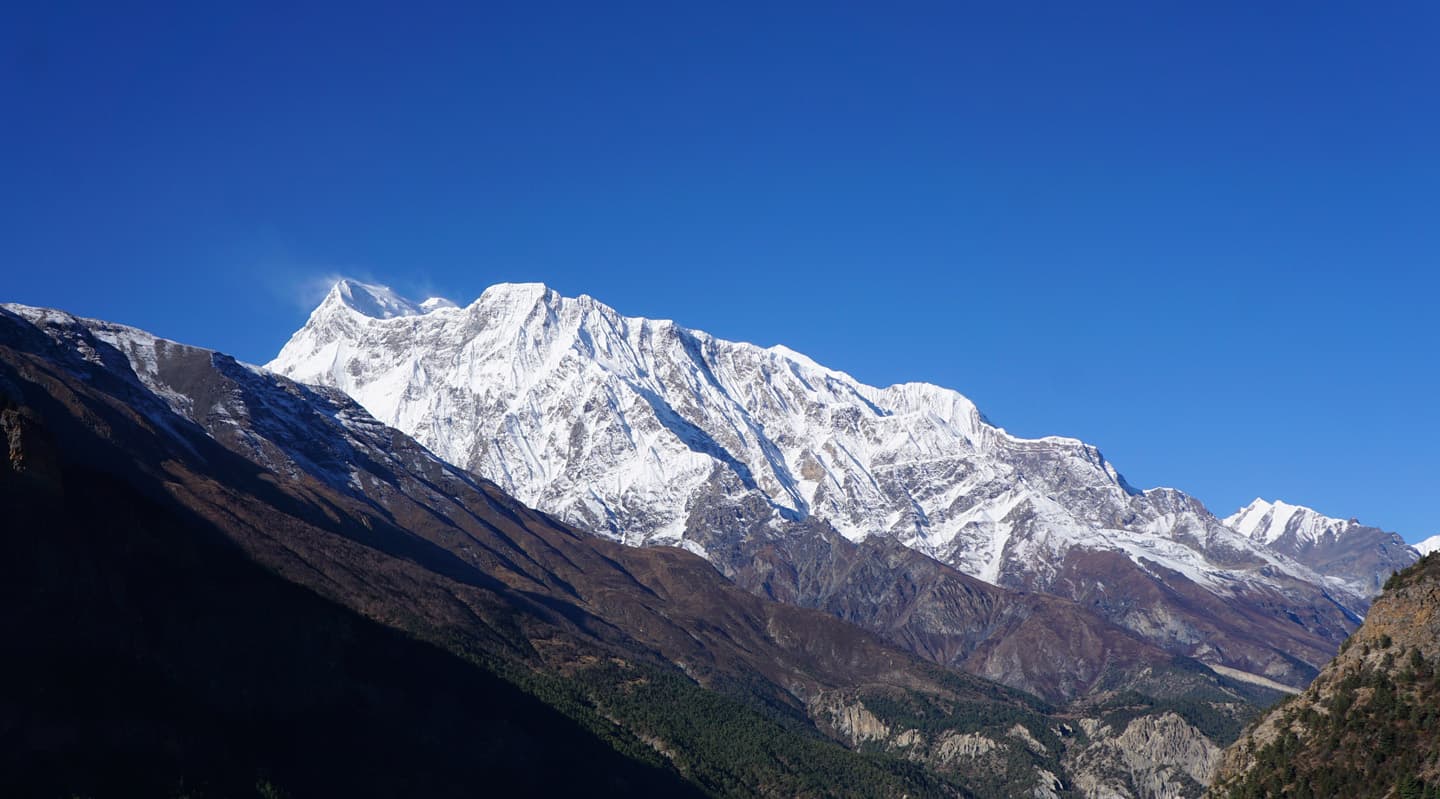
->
[4, 2, 1437, 539]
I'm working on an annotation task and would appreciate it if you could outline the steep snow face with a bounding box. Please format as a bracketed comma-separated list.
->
[1226, 499, 1352, 546]
[1415, 536, 1440, 557]
[266, 282, 1367, 611]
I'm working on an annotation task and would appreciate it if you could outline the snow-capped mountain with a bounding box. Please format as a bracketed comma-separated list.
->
[269, 279, 1369, 686]
[1227, 498, 1382, 548]
[1224, 499, 1418, 596]
[1415, 535, 1440, 557]
[0, 299, 1283, 799]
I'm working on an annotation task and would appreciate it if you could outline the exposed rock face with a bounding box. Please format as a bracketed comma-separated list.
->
[0, 370, 60, 488]
[1209, 552, 1440, 798]
[706, 517, 1235, 703]
[933, 731, 1000, 763]
[1, 405, 58, 485]
[805, 688, 1078, 796]
[1067, 713, 1222, 799]
[1226, 498, 1419, 597]
[268, 280, 1365, 692]
[809, 692, 895, 746]
[812, 686, 1244, 799]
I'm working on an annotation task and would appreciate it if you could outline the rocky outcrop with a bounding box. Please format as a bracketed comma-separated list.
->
[1209, 552, 1440, 798]
[807, 689, 1070, 796]
[1067, 712, 1222, 799]
[809, 692, 894, 747]
[810, 685, 1251, 799]
[933, 731, 1000, 763]
[0, 370, 60, 490]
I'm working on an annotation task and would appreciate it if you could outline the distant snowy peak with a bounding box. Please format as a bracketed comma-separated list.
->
[323, 278, 454, 320]
[1416, 535, 1440, 557]
[1225, 498, 1368, 546]
[1225, 498, 1418, 597]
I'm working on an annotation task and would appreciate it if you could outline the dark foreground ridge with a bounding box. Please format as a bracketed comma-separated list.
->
[0, 422, 701, 798]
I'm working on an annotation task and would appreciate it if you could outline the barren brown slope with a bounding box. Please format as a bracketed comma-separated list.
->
[719, 514, 1228, 702]
[683, 463, 1356, 699]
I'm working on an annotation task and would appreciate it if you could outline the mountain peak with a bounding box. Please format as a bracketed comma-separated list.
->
[321, 279, 456, 320]
[1225, 497, 1417, 596]
[477, 282, 557, 306]
[1225, 497, 1341, 544]
[323, 279, 420, 319]
[1416, 534, 1440, 556]
[266, 280, 1384, 691]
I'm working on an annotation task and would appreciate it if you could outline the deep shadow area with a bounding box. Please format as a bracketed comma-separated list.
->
[0, 449, 700, 798]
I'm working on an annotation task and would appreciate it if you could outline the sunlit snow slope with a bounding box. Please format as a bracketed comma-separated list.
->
[269, 281, 1370, 613]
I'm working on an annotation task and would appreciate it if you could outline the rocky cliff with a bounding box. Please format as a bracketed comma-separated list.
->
[1209, 552, 1440, 798]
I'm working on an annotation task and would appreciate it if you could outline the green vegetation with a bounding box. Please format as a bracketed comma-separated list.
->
[571, 661, 957, 798]
[1385, 551, 1440, 591]
[1221, 679, 1440, 798]
[858, 687, 1069, 798]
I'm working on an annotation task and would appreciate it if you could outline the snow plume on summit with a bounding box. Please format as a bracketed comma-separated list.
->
[319, 278, 455, 320]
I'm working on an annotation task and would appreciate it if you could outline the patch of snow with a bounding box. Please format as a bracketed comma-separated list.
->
[1414, 534, 1440, 557]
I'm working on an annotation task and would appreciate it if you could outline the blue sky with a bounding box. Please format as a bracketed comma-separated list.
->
[4, 2, 1437, 539]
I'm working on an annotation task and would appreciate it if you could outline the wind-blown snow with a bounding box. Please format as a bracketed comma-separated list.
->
[267, 281, 1368, 609]
[327, 279, 454, 320]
